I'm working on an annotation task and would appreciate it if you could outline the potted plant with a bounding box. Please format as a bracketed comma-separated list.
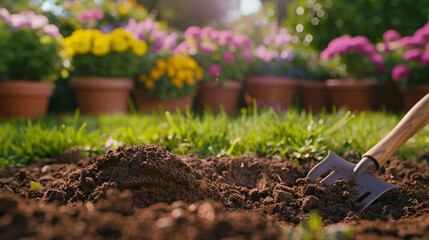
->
[244, 24, 300, 111]
[298, 53, 334, 112]
[133, 54, 203, 113]
[0, 9, 63, 119]
[174, 26, 253, 115]
[374, 29, 406, 111]
[321, 35, 385, 111]
[384, 22, 429, 110]
[63, 27, 147, 116]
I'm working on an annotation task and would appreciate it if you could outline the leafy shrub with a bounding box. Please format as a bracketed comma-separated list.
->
[285, 0, 429, 51]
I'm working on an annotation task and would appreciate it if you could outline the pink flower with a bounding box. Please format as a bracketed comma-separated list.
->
[77, 9, 104, 23]
[243, 49, 254, 61]
[421, 50, 429, 65]
[369, 53, 385, 73]
[208, 64, 221, 78]
[0, 8, 10, 23]
[403, 48, 422, 61]
[43, 24, 59, 38]
[209, 30, 220, 42]
[414, 23, 429, 41]
[201, 44, 214, 54]
[163, 32, 178, 52]
[9, 14, 32, 30]
[201, 26, 214, 38]
[223, 52, 236, 63]
[218, 30, 233, 45]
[399, 36, 425, 48]
[173, 41, 190, 55]
[31, 15, 48, 29]
[383, 30, 401, 42]
[184, 26, 201, 39]
[392, 64, 410, 82]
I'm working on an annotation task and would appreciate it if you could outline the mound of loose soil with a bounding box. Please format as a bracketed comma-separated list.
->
[43, 145, 219, 207]
[0, 145, 428, 239]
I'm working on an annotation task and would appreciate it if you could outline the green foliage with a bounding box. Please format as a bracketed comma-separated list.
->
[284, 212, 354, 240]
[1, 107, 428, 166]
[0, 23, 63, 82]
[71, 50, 141, 78]
[285, 0, 429, 51]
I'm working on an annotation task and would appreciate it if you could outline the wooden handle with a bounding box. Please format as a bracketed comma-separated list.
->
[363, 93, 429, 168]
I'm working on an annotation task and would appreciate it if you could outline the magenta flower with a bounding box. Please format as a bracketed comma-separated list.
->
[224, 52, 236, 63]
[421, 50, 429, 65]
[383, 30, 401, 42]
[201, 44, 214, 54]
[77, 9, 104, 23]
[414, 23, 429, 41]
[209, 30, 220, 42]
[403, 48, 422, 61]
[399, 36, 425, 48]
[392, 64, 410, 82]
[208, 64, 221, 78]
[43, 24, 59, 38]
[184, 26, 201, 39]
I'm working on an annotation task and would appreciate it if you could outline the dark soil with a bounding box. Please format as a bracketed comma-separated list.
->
[0, 144, 428, 239]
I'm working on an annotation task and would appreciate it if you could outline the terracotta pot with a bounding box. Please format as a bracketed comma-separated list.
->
[0, 81, 53, 119]
[326, 80, 376, 111]
[244, 76, 299, 111]
[69, 77, 134, 116]
[374, 83, 404, 112]
[133, 89, 194, 113]
[402, 84, 429, 110]
[196, 80, 242, 115]
[299, 80, 331, 112]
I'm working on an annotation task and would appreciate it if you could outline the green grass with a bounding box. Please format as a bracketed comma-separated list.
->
[0, 107, 428, 166]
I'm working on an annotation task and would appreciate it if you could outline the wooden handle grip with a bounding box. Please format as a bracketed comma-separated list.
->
[363, 93, 429, 168]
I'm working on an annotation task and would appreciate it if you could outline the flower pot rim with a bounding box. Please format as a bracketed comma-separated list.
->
[326, 79, 377, 87]
[299, 80, 327, 87]
[245, 75, 299, 87]
[200, 80, 242, 89]
[132, 89, 195, 101]
[70, 77, 134, 90]
[0, 81, 54, 96]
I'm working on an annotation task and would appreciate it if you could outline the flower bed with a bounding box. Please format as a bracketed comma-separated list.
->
[0, 145, 428, 239]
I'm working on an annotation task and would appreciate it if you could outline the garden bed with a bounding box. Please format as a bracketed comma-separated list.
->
[0, 145, 428, 239]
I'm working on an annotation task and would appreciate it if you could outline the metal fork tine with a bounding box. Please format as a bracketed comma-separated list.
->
[319, 171, 342, 185]
[356, 174, 401, 212]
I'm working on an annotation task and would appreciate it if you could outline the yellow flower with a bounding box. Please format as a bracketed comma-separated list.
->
[118, 5, 128, 15]
[186, 58, 198, 69]
[156, 59, 167, 71]
[131, 40, 147, 56]
[185, 77, 195, 86]
[111, 35, 130, 52]
[92, 36, 111, 56]
[144, 80, 155, 88]
[149, 68, 163, 80]
[139, 74, 149, 82]
[166, 67, 176, 78]
[172, 78, 183, 88]
[176, 70, 186, 80]
[195, 67, 203, 81]
[74, 38, 91, 55]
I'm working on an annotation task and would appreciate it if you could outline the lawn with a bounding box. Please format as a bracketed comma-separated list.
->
[1, 107, 427, 166]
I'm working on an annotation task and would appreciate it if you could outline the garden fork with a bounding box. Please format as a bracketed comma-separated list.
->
[307, 93, 429, 212]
